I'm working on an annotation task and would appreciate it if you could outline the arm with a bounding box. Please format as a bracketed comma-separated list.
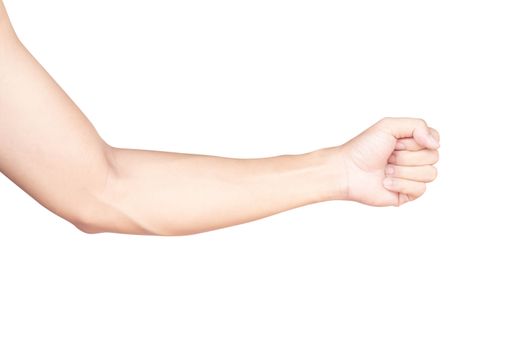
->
[0, 3, 439, 236]
[0, 2, 114, 231]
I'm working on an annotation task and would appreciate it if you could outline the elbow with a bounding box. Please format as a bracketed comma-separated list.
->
[71, 213, 159, 236]
[74, 223, 104, 234]
[64, 146, 123, 234]
[72, 220, 105, 234]
[68, 206, 109, 234]
[66, 192, 158, 236]
[64, 146, 159, 235]
[68, 205, 185, 236]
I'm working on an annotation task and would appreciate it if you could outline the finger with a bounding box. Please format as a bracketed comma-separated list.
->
[388, 150, 439, 166]
[385, 164, 438, 183]
[376, 117, 439, 149]
[429, 127, 440, 143]
[394, 138, 424, 151]
[395, 128, 440, 151]
[398, 193, 410, 206]
[395, 127, 440, 151]
[383, 177, 427, 199]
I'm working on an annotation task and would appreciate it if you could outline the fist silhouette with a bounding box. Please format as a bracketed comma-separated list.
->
[338, 118, 440, 206]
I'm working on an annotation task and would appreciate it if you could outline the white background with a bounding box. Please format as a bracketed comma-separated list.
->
[1, 0, 531, 349]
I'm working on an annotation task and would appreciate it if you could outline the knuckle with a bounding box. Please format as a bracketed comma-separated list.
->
[376, 118, 394, 134]
[430, 166, 438, 181]
[432, 151, 440, 164]
[410, 117, 427, 128]
[430, 128, 441, 141]
[422, 165, 438, 182]
[378, 117, 393, 127]
[416, 118, 428, 126]
[418, 182, 427, 195]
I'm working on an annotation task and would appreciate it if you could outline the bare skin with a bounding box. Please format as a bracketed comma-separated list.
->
[0, 2, 439, 236]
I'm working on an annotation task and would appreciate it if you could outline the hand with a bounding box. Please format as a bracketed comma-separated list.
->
[337, 117, 440, 206]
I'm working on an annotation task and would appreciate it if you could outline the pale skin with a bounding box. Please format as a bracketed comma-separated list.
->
[0, 2, 439, 236]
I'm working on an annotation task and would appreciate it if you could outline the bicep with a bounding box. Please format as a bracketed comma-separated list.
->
[0, 34, 112, 226]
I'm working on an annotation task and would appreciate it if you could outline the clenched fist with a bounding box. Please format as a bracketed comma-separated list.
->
[337, 118, 440, 207]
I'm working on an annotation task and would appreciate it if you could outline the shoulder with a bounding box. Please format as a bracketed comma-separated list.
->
[0, 1, 20, 56]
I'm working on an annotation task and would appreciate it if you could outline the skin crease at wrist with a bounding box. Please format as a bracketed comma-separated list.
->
[0, 2, 439, 236]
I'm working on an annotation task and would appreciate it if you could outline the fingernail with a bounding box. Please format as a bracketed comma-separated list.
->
[395, 141, 406, 150]
[383, 177, 394, 189]
[385, 165, 394, 175]
[427, 134, 440, 149]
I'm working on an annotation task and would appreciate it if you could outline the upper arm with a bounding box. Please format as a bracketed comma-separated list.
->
[0, 12, 113, 231]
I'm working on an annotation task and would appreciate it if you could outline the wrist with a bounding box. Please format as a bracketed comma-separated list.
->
[305, 146, 349, 202]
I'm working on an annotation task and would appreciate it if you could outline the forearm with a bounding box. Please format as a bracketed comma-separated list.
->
[0, 3, 346, 236]
[89, 147, 346, 235]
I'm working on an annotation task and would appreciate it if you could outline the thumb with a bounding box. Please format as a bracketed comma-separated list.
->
[377, 117, 440, 150]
